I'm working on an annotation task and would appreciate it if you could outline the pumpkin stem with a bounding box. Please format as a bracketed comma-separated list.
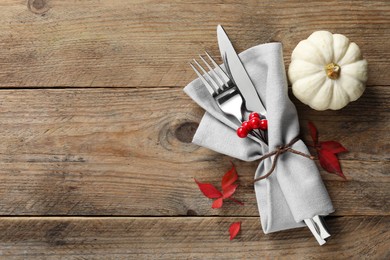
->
[325, 63, 340, 80]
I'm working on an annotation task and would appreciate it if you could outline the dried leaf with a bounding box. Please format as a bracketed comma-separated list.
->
[221, 163, 238, 191]
[318, 149, 346, 179]
[222, 184, 238, 199]
[212, 198, 224, 209]
[229, 222, 241, 240]
[308, 121, 318, 144]
[320, 141, 348, 154]
[194, 179, 223, 199]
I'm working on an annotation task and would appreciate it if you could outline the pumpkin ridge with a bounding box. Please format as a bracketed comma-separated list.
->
[306, 39, 329, 65]
[307, 31, 334, 64]
[310, 79, 333, 110]
[292, 71, 326, 101]
[331, 81, 351, 110]
[292, 58, 323, 68]
[292, 40, 325, 65]
[338, 74, 365, 101]
[337, 42, 362, 66]
[333, 34, 350, 63]
[288, 60, 322, 83]
[336, 41, 352, 64]
[340, 60, 368, 82]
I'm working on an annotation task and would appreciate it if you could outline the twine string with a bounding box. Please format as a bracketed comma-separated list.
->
[253, 136, 315, 183]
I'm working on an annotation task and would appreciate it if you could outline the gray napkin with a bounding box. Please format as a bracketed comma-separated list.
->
[184, 43, 334, 233]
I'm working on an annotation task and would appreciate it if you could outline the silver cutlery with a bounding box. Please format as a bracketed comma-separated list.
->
[190, 52, 264, 141]
[190, 52, 244, 124]
[304, 216, 331, 245]
[217, 25, 267, 117]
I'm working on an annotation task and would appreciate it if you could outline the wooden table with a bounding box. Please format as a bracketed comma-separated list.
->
[0, 0, 388, 258]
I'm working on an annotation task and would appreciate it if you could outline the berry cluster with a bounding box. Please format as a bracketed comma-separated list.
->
[237, 112, 268, 138]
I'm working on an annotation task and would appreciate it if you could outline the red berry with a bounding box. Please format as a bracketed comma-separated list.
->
[259, 119, 268, 130]
[241, 121, 253, 131]
[249, 117, 261, 129]
[249, 112, 260, 120]
[236, 127, 248, 138]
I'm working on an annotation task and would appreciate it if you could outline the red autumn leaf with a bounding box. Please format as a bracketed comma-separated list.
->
[307, 122, 348, 179]
[222, 184, 238, 199]
[194, 163, 243, 209]
[194, 179, 223, 199]
[212, 198, 224, 209]
[318, 149, 346, 179]
[308, 121, 318, 144]
[320, 141, 348, 154]
[229, 222, 241, 240]
[221, 163, 238, 191]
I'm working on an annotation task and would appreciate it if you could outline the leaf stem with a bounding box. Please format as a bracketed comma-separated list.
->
[228, 197, 244, 205]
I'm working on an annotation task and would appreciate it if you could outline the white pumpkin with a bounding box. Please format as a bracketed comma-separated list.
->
[288, 31, 368, 110]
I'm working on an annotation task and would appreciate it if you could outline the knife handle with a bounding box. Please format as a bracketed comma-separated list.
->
[304, 215, 330, 246]
[304, 219, 326, 245]
[312, 215, 331, 239]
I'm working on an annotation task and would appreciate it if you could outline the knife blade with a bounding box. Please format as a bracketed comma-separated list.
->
[217, 25, 267, 117]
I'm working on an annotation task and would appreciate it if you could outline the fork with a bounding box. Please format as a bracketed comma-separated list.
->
[190, 52, 244, 124]
[190, 52, 264, 141]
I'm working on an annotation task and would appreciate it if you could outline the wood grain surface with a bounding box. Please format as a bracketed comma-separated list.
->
[0, 0, 388, 87]
[0, 0, 388, 258]
[0, 88, 388, 217]
[0, 216, 388, 259]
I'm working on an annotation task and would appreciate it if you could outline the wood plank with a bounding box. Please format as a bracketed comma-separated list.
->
[0, 87, 386, 161]
[0, 0, 388, 87]
[0, 160, 388, 216]
[0, 88, 387, 216]
[0, 216, 388, 259]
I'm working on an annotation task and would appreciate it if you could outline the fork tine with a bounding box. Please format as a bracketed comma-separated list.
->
[192, 59, 221, 93]
[199, 55, 224, 91]
[189, 62, 216, 95]
[205, 51, 231, 86]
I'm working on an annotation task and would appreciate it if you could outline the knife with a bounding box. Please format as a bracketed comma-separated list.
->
[217, 25, 267, 117]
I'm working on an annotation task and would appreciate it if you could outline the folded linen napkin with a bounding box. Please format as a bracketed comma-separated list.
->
[184, 43, 334, 233]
